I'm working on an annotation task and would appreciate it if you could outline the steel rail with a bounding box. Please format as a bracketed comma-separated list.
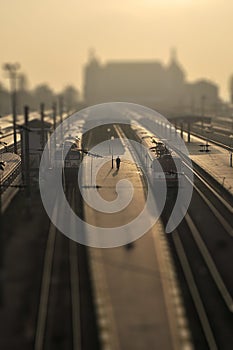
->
[182, 160, 233, 214]
[184, 213, 233, 312]
[69, 188, 82, 350]
[34, 205, 58, 350]
[172, 231, 218, 350]
[175, 126, 233, 152]
[183, 168, 233, 237]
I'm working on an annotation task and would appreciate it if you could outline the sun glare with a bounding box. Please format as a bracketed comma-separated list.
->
[145, 0, 193, 6]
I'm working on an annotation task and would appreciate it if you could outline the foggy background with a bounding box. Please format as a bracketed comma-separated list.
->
[1, 0, 233, 106]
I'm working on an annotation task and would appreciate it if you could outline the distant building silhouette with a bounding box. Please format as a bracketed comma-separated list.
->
[229, 75, 233, 104]
[186, 80, 219, 114]
[83, 50, 221, 114]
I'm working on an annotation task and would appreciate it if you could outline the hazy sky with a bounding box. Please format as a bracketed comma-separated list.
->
[1, 0, 233, 100]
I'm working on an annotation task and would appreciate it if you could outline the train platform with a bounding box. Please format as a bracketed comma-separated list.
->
[182, 133, 233, 196]
[82, 148, 193, 349]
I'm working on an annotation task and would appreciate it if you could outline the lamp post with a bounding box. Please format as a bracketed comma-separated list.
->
[59, 95, 63, 142]
[61, 142, 66, 192]
[52, 102, 58, 165]
[111, 136, 114, 169]
[107, 128, 114, 168]
[0, 160, 5, 306]
[229, 135, 233, 167]
[107, 128, 111, 154]
[201, 94, 206, 131]
[90, 153, 93, 185]
[204, 127, 211, 152]
[3, 63, 20, 154]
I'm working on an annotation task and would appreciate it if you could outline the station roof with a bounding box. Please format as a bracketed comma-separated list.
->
[22, 118, 52, 129]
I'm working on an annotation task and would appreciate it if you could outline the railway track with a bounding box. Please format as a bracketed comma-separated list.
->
[175, 162, 233, 349]
[176, 125, 233, 152]
[34, 186, 99, 350]
[120, 123, 233, 349]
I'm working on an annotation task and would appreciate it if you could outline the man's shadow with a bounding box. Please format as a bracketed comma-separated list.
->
[112, 169, 119, 177]
[104, 168, 113, 179]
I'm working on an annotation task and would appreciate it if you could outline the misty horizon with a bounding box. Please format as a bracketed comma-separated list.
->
[1, 0, 233, 101]
[0, 51, 231, 103]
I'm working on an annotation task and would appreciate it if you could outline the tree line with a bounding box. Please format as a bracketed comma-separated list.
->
[0, 73, 80, 117]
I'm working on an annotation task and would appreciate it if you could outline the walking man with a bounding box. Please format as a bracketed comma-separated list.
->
[116, 156, 121, 170]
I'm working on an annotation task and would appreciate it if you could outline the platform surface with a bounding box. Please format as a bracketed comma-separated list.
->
[182, 133, 233, 196]
[82, 144, 191, 349]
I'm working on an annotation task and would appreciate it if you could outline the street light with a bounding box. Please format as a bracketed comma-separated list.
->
[2, 63, 20, 154]
[201, 94, 206, 130]
[229, 135, 233, 167]
[0, 159, 5, 307]
[111, 136, 114, 169]
[107, 128, 114, 168]
[58, 94, 63, 141]
[107, 128, 111, 154]
[204, 127, 211, 152]
[61, 142, 67, 192]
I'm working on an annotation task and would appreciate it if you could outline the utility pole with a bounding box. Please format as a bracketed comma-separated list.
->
[3, 63, 20, 154]
[0, 160, 6, 306]
[52, 102, 57, 130]
[201, 94, 206, 131]
[180, 122, 184, 139]
[40, 103, 45, 148]
[52, 102, 57, 156]
[229, 135, 233, 167]
[111, 136, 114, 169]
[24, 106, 31, 204]
[187, 122, 191, 143]
[59, 95, 63, 143]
